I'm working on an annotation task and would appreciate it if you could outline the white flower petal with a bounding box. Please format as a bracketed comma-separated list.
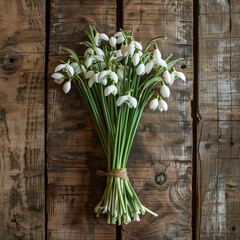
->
[163, 71, 171, 84]
[98, 70, 108, 82]
[134, 41, 142, 51]
[54, 78, 65, 84]
[94, 55, 104, 61]
[150, 98, 158, 110]
[132, 53, 140, 66]
[81, 65, 87, 74]
[116, 95, 128, 106]
[88, 77, 94, 88]
[153, 49, 161, 63]
[104, 85, 118, 96]
[109, 37, 117, 47]
[109, 71, 118, 83]
[160, 85, 170, 98]
[128, 96, 137, 108]
[101, 78, 107, 86]
[158, 99, 168, 111]
[121, 44, 129, 57]
[117, 68, 124, 81]
[117, 35, 125, 44]
[99, 33, 109, 41]
[93, 73, 99, 83]
[54, 64, 66, 72]
[85, 56, 93, 68]
[63, 81, 71, 93]
[114, 31, 123, 38]
[85, 70, 95, 79]
[156, 59, 167, 68]
[136, 63, 145, 75]
[66, 65, 74, 77]
[176, 71, 186, 81]
[128, 42, 135, 56]
[70, 62, 78, 68]
[115, 49, 122, 58]
[51, 72, 65, 79]
[96, 47, 104, 57]
[146, 60, 154, 74]
[95, 33, 100, 46]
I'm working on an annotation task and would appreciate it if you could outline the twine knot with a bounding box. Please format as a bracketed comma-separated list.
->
[97, 168, 129, 181]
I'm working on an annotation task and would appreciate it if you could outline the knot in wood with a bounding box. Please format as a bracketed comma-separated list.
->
[155, 173, 166, 185]
[1, 52, 20, 74]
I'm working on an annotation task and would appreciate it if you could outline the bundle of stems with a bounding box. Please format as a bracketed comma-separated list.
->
[51, 26, 185, 224]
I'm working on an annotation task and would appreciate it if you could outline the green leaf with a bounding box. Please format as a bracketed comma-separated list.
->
[77, 41, 93, 48]
[144, 36, 167, 53]
[139, 77, 163, 96]
[61, 47, 80, 63]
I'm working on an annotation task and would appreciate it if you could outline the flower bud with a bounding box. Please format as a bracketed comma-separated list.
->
[160, 85, 170, 98]
[149, 98, 158, 110]
[63, 81, 71, 93]
[136, 63, 145, 75]
[163, 71, 171, 84]
[158, 99, 168, 112]
[146, 60, 154, 74]
[132, 53, 140, 66]
[109, 37, 117, 47]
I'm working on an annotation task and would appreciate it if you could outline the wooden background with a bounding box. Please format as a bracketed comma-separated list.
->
[0, 0, 239, 239]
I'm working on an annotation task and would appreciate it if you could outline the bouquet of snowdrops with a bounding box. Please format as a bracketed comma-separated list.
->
[51, 26, 185, 225]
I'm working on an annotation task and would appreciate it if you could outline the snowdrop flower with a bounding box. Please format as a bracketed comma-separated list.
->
[63, 81, 71, 93]
[55, 63, 74, 77]
[109, 37, 117, 47]
[51, 73, 65, 84]
[85, 48, 94, 56]
[160, 85, 170, 98]
[109, 71, 118, 83]
[98, 70, 118, 84]
[95, 32, 109, 46]
[145, 60, 154, 74]
[93, 55, 104, 62]
[117, 95, 137, 108]
[153, 48, 167, 68]
[149, 98, 158, 110]
[134, 41, 142, 51]
[93, 62, 106, 71]
[85, 56, 94, 68]
[96, 47, 104, 57]
[132, 52, 140, 66]
[138, 51, 143, 57]
[104, 85, 118, 96]
[121, 44, 129, 57]
[114, 31, 125, 44]
[115, 49, 122, 59]
[85, 70, 95, 79]
[88, 73, 99, 88]
[163, 71, 171, 84]
[170, 70, 186, 85]
[117, 68, 124, 81]
[158, 99, 168, 112]
[136, 63, 145, 75]
[70, 62, 87, 75]
[128, 41, 135, 56]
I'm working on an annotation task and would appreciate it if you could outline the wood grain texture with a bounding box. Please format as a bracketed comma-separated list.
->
[122, 0, 193, 239]
[47, 0, 117, 239]
[0, 0, 45, 239]
[198, 0, 240, 238]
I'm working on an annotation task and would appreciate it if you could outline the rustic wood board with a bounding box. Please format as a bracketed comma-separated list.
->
[121, 0, 193, 239]
[0, 0, 45, 239]
[47, 0, 117, 239]
[198, 0, 240, 238]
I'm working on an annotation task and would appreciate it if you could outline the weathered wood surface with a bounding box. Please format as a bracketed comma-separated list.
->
[198, 0, 240, 239]
[0, 0, 45, 239]
[47, 0, 117, 239]
[121, 0, 193, 239]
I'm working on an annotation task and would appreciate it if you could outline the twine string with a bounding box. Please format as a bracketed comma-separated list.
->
[97, 168, 129, 181]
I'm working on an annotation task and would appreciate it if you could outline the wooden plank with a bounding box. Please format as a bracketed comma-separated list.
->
[47, 1, 117, 239]
[198, 0, 240, 238]
[122, 0, 193, 239]
[0, 0, 45, 239]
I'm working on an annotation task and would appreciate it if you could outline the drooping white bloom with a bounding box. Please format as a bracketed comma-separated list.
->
[70, 62, 81, 74]
[156, 59, 167, 68]
[93, 55, 104, 62]
[134, 41, 142, 51]
[55, 63, 74, 77]
[158, 99, 168, 112]
[109, 37, 117, 47]
[88, 78, 94, 88]
[98, 70, 108, 83]
[114, 31, 122, 38]
[88, 72, 99, 88]
[145, 60, 154, 74]
[104, 85, 118, 96]
[85, 48, 94, 56]
[115, 49, 122, 58]
[132, 52, 140, 66]
[117, 35, 125, 44]
[176, 71, 186, 81]
[163, 71, 171, 84]
[149, 98, 158, 110]
[85, 56, 94, 68]
[96, 47, 104, 57]
[160, 85, 170, 98]
[63, 81, 71, 93]
[136, 63, 145, 75]
[109, 71, 118, 84]
[117, 95, 137, 108]
[85, 70, 95, 79]
[128, 41, 135, 56]
[153, 48, 161, 63]
[51, 72, 65, 84]
[121, 44, 129, 57]
[117, 68, 124, 81]
[95, 33, 109, 46]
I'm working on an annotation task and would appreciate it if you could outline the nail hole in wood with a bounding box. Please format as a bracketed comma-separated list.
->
[232, 226, 236, 231]
[9, 58, 15, 63]
[181, 64, 186, 69]
[155, 173, 166, 185]
[230, 141, 234, 146]
[205, 143, 211, 149]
